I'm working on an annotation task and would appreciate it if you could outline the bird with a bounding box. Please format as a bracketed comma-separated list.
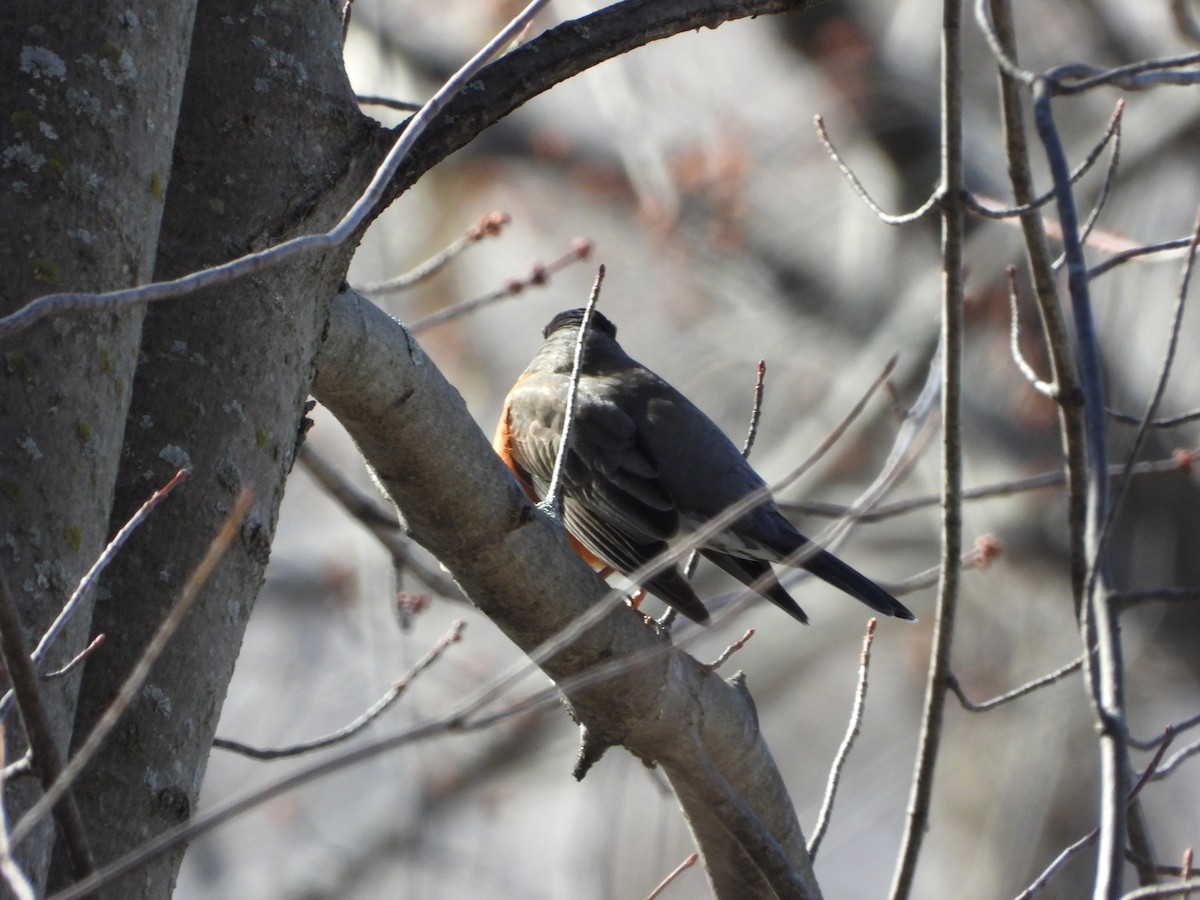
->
[492, 308, 915, 626]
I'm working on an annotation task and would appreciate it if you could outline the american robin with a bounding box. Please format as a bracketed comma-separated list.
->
[493, 308, 915, 626]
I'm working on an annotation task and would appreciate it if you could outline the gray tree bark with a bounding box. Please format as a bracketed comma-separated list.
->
[53, 1, 385, 895]
[0, 0, 197, 888]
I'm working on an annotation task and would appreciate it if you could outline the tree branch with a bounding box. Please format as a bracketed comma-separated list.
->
[310, 287, 823, 897]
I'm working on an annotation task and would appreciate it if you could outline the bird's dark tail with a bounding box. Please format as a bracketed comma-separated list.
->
[701, 551, 810, 624]
[800, 546, 915, 620]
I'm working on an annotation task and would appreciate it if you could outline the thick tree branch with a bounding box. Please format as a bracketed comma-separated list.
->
[312, 288, 822, 899]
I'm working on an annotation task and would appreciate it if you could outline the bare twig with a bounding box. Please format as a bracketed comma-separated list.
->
[0, 728, 34, 900]
[1144, 735, 1200, 783]
[355, 94, 423, 111]
[1119, 879, 1200, 900]
[1090, 236, 1200, 280]
[1, 753, 31, 783]
[780, 450, 1198, 523]
[989, 0, 1089, 615]
[408, 237, 593, 333]
[814, 115, 940, 225]
[1050, 102, 1123, 272]
[1109, 407, 1200, 428]
[889, 1, 965, 894]
[1131, 711, 1200, 751]
[1015, 730, 1174, 899]
[644, 853, 699, 900]
[947, 654, 1084, 713]
[359, 211, 511, 294]
[0, 469, 188, 722]
[963, 101, 1123, 221]
[1045, 53, 1200, 95]
[41, 635, 105, 682]
[884, 534, 1002, 595]
[1006, 266, 1054, 397]
[701, 629, 755, 673]
[10, 491, 253, 848]
[541, 265, 604, 519]
[742, 359, 768, 457]
[1033, 71, 1129, 896]
[298, 445, 464, 600]
[809, 618, 876, 859]
[0, 568, 94, 879]
[1102, 209, 1200, 556]
[213, 620, 465, 760]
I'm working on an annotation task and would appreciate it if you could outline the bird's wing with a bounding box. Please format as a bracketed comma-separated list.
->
[506, 375, 710, 622]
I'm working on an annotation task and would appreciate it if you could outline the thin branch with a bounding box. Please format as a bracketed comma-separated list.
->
[1015, 730, 1174, 899]
[1006, 266, 1054, 397]
[1102, 209, 1200, 550]
[408, 237, 593, 333]
[989, 0, 1089, 615]
[701, 629, 755, 673]
[742, 359, 768, 458]
[0, 728, 34, 900]
[355, 94, 423, 111]
[1109, 407, 1200, 428]
[947, 654, 1084, 713]
[213, 620, 465, 760]
[49, 560, 813, 900]
[1045, 54, 1200, 95]
[1050, 103, 1123, 272]
[1, 753, 31, 783]
[541, 265, 604, 519]
[1144, 736, 1200, 782]
[0, 568, 94, 879]
[809, 618, 876, 859]
[814, 115, 941, 225]
[889, 0, 964, 894]
[1131, 711, 1200, 751]
[358, 211, 511, 294]
[1033, 74, 1128, 896]
[1119, 880, 1200, 900]
[974, 0, 1037, 86]
[884, 534, 1002, 595]
[1124, 849, 1197, 880]
[644, 853, 699, 900]
[781, 450, 1198, 523]
[298, 445, 464, 600]
[10, 491, 253, 849]
[40, 635, 105, 682]
[1090, 236, 1200, 280]
[963, 101, 1123, 220]
[0, 469, 188, 722]
[3, 0, 813, 342]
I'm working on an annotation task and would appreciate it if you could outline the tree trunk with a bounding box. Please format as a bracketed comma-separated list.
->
[53, 1, 382, 894]
[0, 0, 197, 888]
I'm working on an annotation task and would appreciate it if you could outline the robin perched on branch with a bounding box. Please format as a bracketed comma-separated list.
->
[493, 308, 915, 626]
